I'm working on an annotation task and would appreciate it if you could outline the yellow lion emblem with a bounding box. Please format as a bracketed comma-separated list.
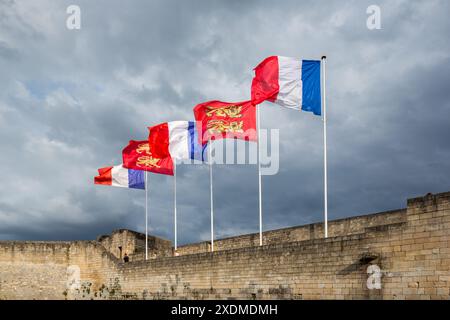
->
[205, 105, 242, 118]
[134, 143, 160, 168]
[206, 120, 244, 134]
[136, 143, 151, 154]
[136, 156, 161, 168]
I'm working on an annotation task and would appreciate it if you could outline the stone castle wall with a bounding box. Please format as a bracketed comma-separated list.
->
[175, 208, 407, 255]
[0, 192, 449, 300]
[0, 241, 119, 299]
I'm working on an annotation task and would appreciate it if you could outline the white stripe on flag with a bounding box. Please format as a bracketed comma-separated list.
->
[111, 165, 129, 188]
[168, 121, 190, 160]
[275, 56, 303, 110]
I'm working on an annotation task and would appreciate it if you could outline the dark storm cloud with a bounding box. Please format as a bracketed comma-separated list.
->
[0, 0, 449, 244]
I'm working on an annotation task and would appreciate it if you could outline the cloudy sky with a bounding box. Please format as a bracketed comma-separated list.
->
[0, 0, 449, 244]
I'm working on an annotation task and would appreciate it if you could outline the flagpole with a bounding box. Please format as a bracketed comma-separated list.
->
[257, 105, 263, 246]
[321, 55, 328, 238]
[145, 171, 148, 259]
[209, 139, 214, 252]
[174, 161, 177, 253]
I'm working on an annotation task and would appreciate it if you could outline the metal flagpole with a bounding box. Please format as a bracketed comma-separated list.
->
[321, 55, 328, 238]
[209, 139, 214, 252]
[257, 106, 263, 246]
[174, 161, 177, 253]
[145, 171, 149, 259]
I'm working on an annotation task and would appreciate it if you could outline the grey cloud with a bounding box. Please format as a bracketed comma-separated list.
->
[0, 0, 449, 245]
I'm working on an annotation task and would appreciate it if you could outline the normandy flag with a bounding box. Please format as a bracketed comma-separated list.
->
[193, 100, 257, 145]
[251, 56, 322, 115]
[122, 140, 174, 176]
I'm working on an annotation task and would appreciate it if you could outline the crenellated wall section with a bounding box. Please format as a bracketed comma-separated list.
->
[0, 192, 449, 300]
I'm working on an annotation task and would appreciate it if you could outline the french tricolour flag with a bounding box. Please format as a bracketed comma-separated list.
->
[251, 56, 321, 115]
[94, 164, 145, 190]
[149, 121, 205, 162]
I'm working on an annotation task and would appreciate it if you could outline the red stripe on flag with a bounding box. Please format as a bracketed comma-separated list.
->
[94, 166, 113, 185]
[251, 56, 280, 105]
[148, 122, 171, 159]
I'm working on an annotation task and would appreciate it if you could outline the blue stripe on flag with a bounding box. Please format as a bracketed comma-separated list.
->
[128, 169, 145, 189]
[301, 60, 321, 116]
[188, 121, 205, 161]
[188, 121, 196, 160]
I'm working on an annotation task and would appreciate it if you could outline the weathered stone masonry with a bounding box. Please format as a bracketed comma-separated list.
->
[0, 191, 449, 299]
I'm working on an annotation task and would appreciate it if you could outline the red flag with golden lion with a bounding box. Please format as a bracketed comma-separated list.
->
[193, 100, 257, 145]
[122, 140, 174, 176]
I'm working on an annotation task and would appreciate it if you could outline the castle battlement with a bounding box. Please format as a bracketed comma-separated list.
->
[1, 191, 449, 300]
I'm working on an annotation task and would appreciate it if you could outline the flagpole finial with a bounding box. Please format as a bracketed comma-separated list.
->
[321, 55, 327, 60]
